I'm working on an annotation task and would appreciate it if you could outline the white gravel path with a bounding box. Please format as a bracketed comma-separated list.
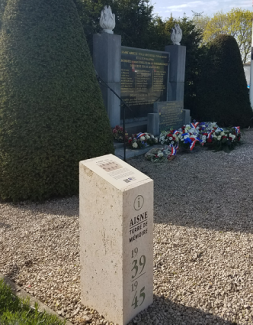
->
[1, 129, 253, 325]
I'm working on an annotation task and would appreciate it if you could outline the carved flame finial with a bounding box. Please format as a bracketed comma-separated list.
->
[171, 24, 182, 45]
[99, 5, 115, 34]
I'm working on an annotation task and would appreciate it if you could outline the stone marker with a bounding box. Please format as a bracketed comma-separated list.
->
[79, 154, 153, 325]
[154, 101, 183, 131]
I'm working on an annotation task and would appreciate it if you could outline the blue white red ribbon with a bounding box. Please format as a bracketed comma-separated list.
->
[190, 122, 199, 128]
[234, 126, 240, 134]
[136, 132, 145, 139]
[170, 144, 177, 155]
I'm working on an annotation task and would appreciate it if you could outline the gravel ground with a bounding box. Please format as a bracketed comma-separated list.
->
[1, 129, 253, 325]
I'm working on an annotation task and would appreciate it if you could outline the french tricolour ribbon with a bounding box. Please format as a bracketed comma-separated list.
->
[136, 132, 145, 139]
[234, 126, 240, 134]
[207, 132, 212, 139]
[170, 144, 177, 155]
[190, 122, 199, 129]
[189, 137, 200, 150]
[190, 140, 197, 150]
[173, 130, 180, 135]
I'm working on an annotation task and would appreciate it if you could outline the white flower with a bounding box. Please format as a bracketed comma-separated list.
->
[145, 135, 150, 140]
[154, 137, 158, 143]
[217, 136, 221, 140]
[132, 142, 138, 148]
[157, 151, 163, 157]
[140, 136, 145, 141]
[220, 132, 225, 136]
[151, 134, 154, 139]
[171, 141, 174, 145]
[169, 137, 173, 140]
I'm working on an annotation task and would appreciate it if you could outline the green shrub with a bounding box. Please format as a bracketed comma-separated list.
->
[0, 0, 114, 201]
[193, 34, 252, 127]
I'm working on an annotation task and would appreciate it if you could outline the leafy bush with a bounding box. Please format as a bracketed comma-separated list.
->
[193, 35, 252, 127]
[0, 0, 114, 201]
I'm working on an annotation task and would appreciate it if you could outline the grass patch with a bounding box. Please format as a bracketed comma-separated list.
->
[0, 278, 66, 325]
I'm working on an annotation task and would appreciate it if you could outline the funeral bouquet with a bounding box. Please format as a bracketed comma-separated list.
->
[158, 122, 241, 159]
[128, 132, 158, 149]
[159, 122, 203, 157]
[112, 125, 128, 142]
[198, 122, 241, 150]
[145, 146, 172, 162]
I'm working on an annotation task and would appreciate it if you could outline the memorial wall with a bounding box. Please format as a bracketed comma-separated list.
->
[121, 46, 169, 119]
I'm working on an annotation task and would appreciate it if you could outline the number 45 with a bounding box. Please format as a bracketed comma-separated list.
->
[132, 286, 145, 309]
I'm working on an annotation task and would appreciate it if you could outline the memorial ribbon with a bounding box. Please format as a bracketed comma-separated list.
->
[234, 126, 240, 134]
[190, 122, 199, 129]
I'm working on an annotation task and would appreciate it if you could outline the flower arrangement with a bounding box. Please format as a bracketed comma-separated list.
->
[158, 122, 241, 159]
[112, 125, 128, 142]
[145, 146, 172, 162]
[128, 132, 158, 149]
[198, 122, 241, 150]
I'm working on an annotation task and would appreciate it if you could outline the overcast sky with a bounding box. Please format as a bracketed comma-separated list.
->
[150, 0, 252, 19]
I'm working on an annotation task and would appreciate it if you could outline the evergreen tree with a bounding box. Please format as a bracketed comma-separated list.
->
[194, 35, 252, 127]
[0, 0, 114, 201]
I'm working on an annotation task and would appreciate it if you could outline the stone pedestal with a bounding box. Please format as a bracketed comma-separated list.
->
[147, 113, 160, 136]
[93, 33, 121, 127]
[183, 109, 191, 125]
[165, 45, 186, 102]
[79, 154, 153, 325]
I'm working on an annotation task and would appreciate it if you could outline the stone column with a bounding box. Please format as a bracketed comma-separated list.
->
[80, 154, 153, 325]
[93, 32, 121, 127]
[165, 45, 186, 102]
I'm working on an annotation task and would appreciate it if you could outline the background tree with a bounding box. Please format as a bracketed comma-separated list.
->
[192, 14, 210, 32]
[202, 9, 252, 63]
[0, 0, 114, 201]
[194, 35, 252, 127]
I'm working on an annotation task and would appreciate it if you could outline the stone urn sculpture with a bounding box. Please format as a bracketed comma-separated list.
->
[99, 5, 115, 34]
[171, 24, 182, 45]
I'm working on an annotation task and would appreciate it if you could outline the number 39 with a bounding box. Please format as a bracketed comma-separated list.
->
[131, 255, 146, 279]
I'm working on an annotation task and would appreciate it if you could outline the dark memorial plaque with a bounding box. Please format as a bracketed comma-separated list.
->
[121, 46, 169, 119]
[154, 101, 184, 131]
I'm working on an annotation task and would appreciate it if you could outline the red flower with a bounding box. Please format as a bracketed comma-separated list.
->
[203, 133, 208, 136]
[207, 139, 212, 143]
[128, 139, 132, 144]
[115, 125, 120, 130]
[222, 136, 227, 139]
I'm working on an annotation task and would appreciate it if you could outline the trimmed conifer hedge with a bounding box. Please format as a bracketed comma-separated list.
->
[0, 0, 114, 201]
[193, 35, 252, 127]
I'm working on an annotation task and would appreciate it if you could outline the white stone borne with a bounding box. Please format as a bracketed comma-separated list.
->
[79, 154, 153, 325]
